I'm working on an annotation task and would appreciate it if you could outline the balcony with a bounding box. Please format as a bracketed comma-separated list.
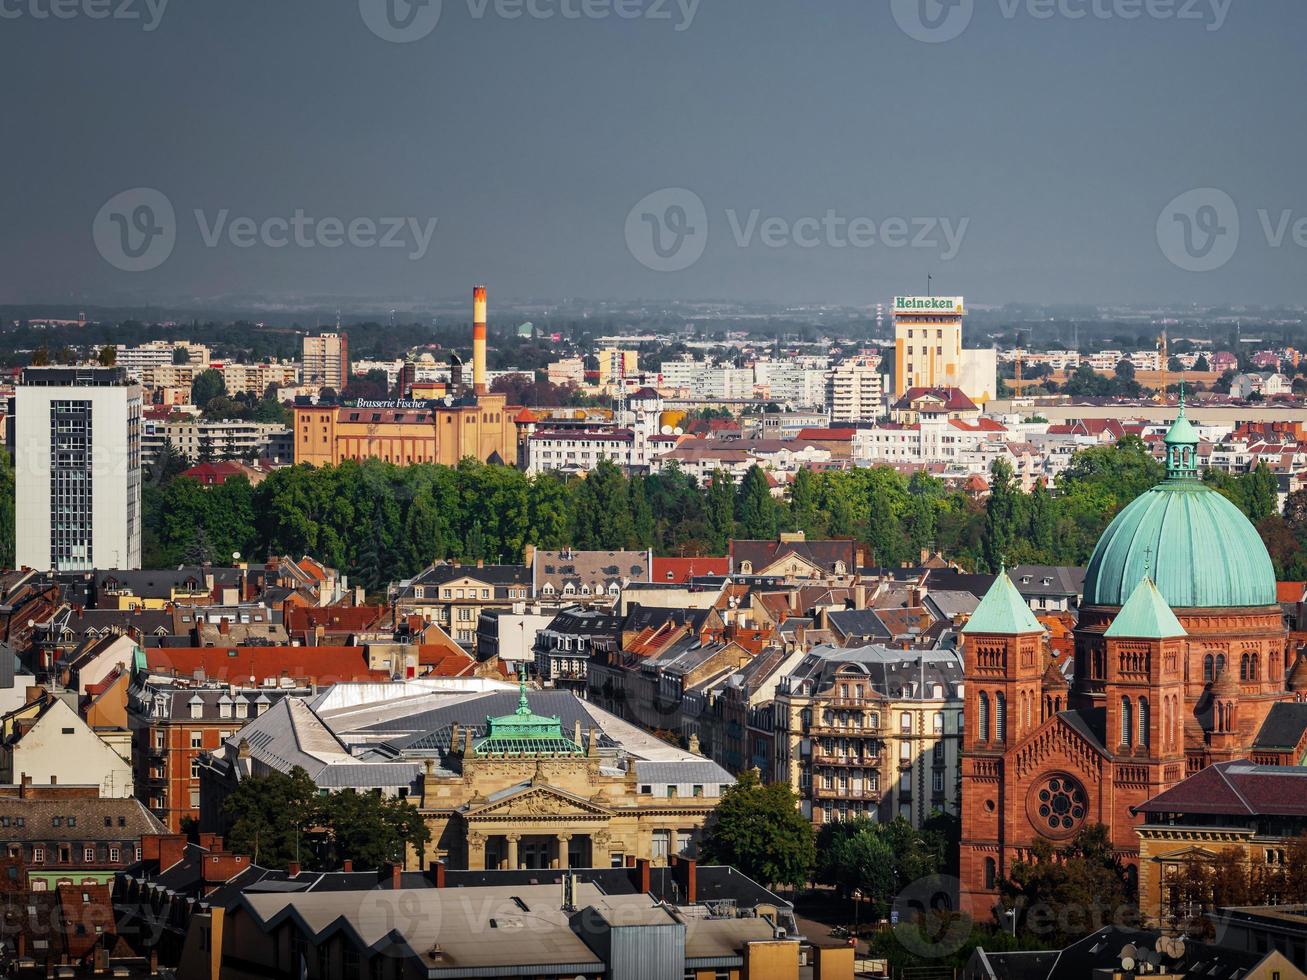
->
[807, 722, 884, 738]
[811, 753, 881, 768]
[811, 785, 881, 802]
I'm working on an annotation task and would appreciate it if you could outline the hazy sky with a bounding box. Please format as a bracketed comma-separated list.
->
[3, 0, 1304, 309]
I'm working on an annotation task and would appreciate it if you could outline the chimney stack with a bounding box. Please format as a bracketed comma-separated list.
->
[472, 285, 488, 394]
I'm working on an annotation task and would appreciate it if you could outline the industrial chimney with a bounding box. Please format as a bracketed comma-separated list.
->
[472, 285, 488, 394]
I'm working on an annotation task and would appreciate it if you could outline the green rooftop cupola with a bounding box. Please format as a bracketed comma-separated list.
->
[473, 666, 583, 758]
[1163, 384, 1200, 480]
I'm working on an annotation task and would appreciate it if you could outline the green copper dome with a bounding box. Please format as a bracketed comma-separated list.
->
[1084, 396, 1276, 609]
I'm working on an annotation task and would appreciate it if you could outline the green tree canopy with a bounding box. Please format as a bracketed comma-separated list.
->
[699, 769, 814, 890]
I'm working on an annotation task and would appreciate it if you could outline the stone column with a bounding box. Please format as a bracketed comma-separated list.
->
[506, 833, 520, 870]
[467, 831, 486, 871]
[557, 833, 573, 870]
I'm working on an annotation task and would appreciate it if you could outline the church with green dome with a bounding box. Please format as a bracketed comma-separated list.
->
[959, 397, 1303, 919]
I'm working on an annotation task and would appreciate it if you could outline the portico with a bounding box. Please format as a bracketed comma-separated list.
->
[415, 674, 732, 872]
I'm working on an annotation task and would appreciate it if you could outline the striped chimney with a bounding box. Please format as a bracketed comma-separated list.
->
[472, 285, 488, 394]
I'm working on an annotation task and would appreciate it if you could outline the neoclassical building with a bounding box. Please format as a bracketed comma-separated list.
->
[202, 677, 733, 872]
[959, 402, 1301, 917]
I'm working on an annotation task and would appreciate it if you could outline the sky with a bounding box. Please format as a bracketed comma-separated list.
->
[2, 0, 1304, 310]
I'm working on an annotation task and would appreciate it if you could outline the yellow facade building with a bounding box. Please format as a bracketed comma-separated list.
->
[893, 295, 965, 395]
[419, 683, 730, 871]
[293, 391, 528, 467]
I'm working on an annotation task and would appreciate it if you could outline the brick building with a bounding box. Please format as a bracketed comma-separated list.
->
[960, 404, 1302, 918]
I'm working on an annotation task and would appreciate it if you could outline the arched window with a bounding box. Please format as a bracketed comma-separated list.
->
[1216, 653, 1227, 676]
[1138, 697, 1150, 748]
[1250, 654, 1259, 681]
[1240, 654, 1249, 681]
[995, 692, 1007, 742]
[1204, 655, 1214, 682]
[984, 857, 997, 890]
[1121, 696, 1133, 746]
[977, 693, 990, 742]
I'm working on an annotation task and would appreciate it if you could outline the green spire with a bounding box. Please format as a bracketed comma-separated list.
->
[516, 663, 531, 716]
[1104, 576, 1186, 639]
[962, 570, 1044, 635]
[1163, 383, 1199, 480]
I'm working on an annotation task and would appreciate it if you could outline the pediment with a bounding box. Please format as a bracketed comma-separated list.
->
[1013, 713, 1108, 783]
[464, 783, 613, 819]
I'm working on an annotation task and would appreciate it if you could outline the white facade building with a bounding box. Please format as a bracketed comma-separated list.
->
[827, 356, 884, 422]
[13, 367, 142, 572]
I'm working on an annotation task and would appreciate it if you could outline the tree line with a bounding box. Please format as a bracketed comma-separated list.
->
[137, 435, 1302, 591]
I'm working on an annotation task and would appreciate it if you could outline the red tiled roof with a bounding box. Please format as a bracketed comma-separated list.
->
[285, 605, 388, 633]
[417, 645, 477, 676]
[1134, 761, 1307, 817]
[144, 646, 387, 684]
[651, 557, 730, 584]
[894, 387, 979, 412]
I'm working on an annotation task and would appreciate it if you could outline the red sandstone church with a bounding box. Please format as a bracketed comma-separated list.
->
[959, 402, 1307, 916]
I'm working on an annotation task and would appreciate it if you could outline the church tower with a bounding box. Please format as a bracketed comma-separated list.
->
[1101, 576, 1188, 794]
[959, 569, 1046, 916]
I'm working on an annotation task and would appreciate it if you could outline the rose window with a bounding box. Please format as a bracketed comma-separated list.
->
[1030, 775, 1087, 835]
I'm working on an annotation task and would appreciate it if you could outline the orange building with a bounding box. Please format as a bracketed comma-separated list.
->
[294, 392, 527, 467]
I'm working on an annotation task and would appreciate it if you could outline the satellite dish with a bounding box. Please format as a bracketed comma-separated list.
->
[1121, 944, 1138, 961]
[1121, 957, 1136, 972]
[232, 551, 241, 561]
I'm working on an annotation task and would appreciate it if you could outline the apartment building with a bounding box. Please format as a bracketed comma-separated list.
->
[394, 562, 532, 648]
[772, 645, 964, 828]
[301, 332, 349, 389]
[11, 367, 142, 572]
[141, 417, 291, 464]
[827, 355, 884, 422]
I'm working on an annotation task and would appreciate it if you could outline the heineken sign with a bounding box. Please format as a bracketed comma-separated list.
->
[894, 296, 964, 313]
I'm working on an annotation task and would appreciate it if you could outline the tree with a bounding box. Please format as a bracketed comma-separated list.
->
[699, 769, 814, 890]
[1001, 824, 1135, 946]
[983, 458, 1022, 573]
[705, 470, 736, 553]
[572, 459, 635, 550]
[1244, 462, 1279, 523]
[191, 368, 227, 409]
[0, 452, 15, 568]
[735, 465, 778, 540]
[320, 790, 430, 871]
[1194, 353, 1210, 372]
[1167, 355, 1183, 373]
[788, 466, 820, 537]
[223, 766, 321, 869]
[97, 345, 117, 366]
[172, 346, 191, 365]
